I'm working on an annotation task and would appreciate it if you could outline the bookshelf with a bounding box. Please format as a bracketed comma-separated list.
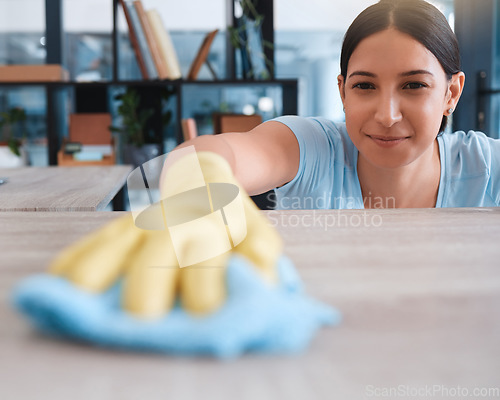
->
[0, 0, 298, 166]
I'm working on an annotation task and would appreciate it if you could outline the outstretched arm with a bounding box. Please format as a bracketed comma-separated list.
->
[174, 120, 300, 195]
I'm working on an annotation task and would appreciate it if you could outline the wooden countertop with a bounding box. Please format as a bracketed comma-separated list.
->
[1, 208, 499, 399]
[0, 165, 132, 211]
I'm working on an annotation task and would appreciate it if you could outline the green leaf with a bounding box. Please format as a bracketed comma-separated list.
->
[7, 137, 20, 156]
[162, 110, 172, 125]
[108, 126, 122, 133]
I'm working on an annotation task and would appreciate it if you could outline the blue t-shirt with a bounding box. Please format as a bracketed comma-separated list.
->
[273, 116, 500, 209]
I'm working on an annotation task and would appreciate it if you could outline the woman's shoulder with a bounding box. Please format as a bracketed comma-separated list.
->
[272, 116, 356, 169]
[445, 129, 496, 143]
[442, 130, 499, 174]
[440, 130, 500, 206]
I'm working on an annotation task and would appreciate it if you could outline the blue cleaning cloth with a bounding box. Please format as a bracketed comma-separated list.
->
[12, 255, 340, 359]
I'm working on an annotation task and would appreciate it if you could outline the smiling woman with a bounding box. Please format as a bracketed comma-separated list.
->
[175, 0, 500, 210]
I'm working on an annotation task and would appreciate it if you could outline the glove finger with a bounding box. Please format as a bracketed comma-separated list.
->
[233, 199, 283, 284]
[49, 215, 145, 292]
[122, 230, 180, 318]
[180, 251, 230, 314]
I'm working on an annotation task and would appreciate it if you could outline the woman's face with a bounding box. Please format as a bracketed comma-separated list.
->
[338, 28, 463, 170]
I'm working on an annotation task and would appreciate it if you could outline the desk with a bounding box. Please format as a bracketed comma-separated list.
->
[1, 208, 499, 399]
[0, 166, 132, 211]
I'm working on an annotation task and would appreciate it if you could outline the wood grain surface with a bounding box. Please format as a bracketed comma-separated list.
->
[0, 166, 132, 211]
[1, 208, 499, 400]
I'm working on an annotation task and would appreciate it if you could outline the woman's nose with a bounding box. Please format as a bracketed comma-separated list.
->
[374, 94, 403, 127]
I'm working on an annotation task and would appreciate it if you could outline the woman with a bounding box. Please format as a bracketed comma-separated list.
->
[178, 0, 500, 209]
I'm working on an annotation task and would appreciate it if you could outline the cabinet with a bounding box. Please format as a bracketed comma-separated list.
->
[0, 0, 297, 166]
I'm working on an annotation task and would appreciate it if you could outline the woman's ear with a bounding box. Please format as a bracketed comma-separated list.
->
[337, 74, 346, 106]
[445, 72, 465, 115]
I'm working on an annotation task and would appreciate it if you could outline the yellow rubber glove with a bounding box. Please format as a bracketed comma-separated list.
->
[49, 150, 283, 318]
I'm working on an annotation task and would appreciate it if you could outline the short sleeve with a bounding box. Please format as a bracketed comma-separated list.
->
[271, 116, 362, 209]
[273, 116, 335, 193]
[484, 134, 500, 205]
[440, 130, 500, 207]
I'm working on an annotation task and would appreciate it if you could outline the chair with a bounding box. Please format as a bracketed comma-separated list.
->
[58, 113, 116, 166]
[181, 118, 198, 141]
[212, 113, 262, 135]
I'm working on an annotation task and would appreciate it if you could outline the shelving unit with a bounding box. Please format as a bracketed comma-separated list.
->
[0, 0, 298, 166]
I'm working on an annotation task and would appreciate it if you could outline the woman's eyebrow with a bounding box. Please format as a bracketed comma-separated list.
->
[399, 69, 434, 77]
[348, 71, 376, 78]
[347, 69, 434, 79]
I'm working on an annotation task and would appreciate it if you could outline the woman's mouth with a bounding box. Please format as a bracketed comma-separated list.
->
[367, 134, 409, 148]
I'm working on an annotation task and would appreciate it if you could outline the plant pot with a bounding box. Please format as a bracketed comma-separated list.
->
[122, 143, 162, 168]
[0, 144, 28, 168]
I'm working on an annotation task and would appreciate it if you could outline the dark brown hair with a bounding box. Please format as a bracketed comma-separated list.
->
[340, 0, 461, 133]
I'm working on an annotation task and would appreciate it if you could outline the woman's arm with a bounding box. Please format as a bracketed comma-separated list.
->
[175, 120, 300, 195]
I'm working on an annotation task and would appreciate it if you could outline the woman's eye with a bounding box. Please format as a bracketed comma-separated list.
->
[404, 82, 427, 89]
[352, 82, 374, 90]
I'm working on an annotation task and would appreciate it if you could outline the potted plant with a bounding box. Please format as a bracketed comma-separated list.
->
[228, 0, 274, 80]
[0, 107, 28, 168]
[110, 87, 174, 168]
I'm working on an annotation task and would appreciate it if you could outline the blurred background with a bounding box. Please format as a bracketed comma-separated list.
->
[2, 0, 499, 168]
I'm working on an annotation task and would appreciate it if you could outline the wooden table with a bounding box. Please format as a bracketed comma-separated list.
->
[0, 166, 132, 211]
[1, 208, 499, 399]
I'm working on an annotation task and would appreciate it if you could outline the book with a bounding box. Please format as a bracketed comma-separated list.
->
[187, 29, 219, 81]
[0, 65, 69, 82]
[133, 0, 168, 79]
[118, 0, 148, 79]
[146, 9, 182, 80]
[124, 0, 158, 79]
